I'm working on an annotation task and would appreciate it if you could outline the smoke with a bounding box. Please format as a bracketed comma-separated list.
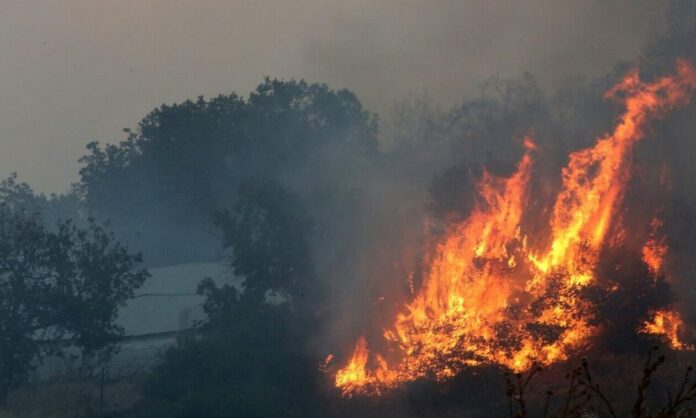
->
[314, 0, 696, 383]
[0, 0, 667, 193]
[297, 0, 665, 112]
[5, 1, 696, 414]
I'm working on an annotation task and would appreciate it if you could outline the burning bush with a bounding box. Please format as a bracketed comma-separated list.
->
[329, 61, 696, 397]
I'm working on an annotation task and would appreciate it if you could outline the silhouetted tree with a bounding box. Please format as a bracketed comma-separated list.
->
[77, 79, 376, 266]
[213, 181, 314, 304]
[0, 179, 148, 404]
[134, 181, 324, 418]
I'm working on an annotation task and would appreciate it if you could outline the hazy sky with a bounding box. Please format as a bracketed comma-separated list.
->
[0, 0, 664, 193]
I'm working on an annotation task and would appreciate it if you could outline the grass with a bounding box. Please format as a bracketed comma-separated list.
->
[0, 376, 142, 418]
[505, 347, 696, 418]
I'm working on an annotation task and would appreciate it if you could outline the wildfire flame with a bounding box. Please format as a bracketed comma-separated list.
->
[642, 217, 667, 277]
[641, 310, 692, 350]
[332, 60, 696, 396]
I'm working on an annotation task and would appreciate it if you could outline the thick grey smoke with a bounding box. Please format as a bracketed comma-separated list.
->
[313, 0, 696, 359]
[0, 0, 664, 193]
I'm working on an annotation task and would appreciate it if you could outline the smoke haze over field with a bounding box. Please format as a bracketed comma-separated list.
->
[0, 0, 665, 193]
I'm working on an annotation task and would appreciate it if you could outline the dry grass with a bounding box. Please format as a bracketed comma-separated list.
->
[0, 376, 141, 418]
[505, 347, 696, 418]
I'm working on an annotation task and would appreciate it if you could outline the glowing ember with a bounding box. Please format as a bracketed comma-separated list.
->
[642, 218, 667, 276]
[641, 310, 692, 350]
[332, 61, 696, 396]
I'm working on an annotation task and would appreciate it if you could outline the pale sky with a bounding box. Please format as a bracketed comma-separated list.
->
[0, 0, 664, 193]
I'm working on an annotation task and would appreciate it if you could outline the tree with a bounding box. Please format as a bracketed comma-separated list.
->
[213, 181, 314, 304]
[0, 174, 84, 230]
[136, 295, 325, 418]
[0, 186, 148, 404]
[132, 181, 324, 418]
[83, 79, 375, 417]
[76, 79, 377, 266]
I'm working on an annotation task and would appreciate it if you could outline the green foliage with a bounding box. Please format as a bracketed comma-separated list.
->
[136, 301, 324, 418]
[0, 178, 148, 403]
[131, 169, 325, 417]
[214, 181, 313, 303]
[0, 174, 83, 230]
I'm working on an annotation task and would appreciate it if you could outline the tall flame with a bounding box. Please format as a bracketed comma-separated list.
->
[642, 217, 667, 277]
[333, 61, 696, 396]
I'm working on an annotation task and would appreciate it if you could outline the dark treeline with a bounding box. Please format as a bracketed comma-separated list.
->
[2, 1, 696, 417]
[77, 79, 377, 267]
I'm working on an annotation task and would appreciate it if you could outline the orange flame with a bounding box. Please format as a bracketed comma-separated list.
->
[642, 217, 667, 276]
[641, 310, 692, 350]
[333, 61, 696, 396]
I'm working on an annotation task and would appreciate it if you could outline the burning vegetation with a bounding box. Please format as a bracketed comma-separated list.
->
[331, 60, 696, 397]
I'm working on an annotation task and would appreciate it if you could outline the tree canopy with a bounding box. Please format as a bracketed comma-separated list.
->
[0, 178, 148, 404]
[78, 79, 377, 267]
